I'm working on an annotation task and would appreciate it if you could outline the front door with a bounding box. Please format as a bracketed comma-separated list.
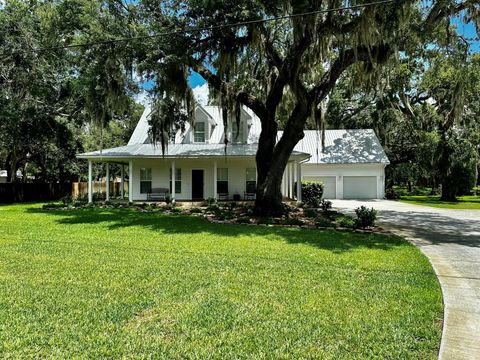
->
[191, 170, 204, 200]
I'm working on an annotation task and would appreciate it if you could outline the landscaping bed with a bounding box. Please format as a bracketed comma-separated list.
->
[43, 198, 384, 233]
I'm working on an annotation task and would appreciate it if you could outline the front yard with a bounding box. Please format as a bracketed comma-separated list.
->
[0, 204, 442, 358]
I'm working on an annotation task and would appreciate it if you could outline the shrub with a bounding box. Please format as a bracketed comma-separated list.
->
[257, 217, 276, 225]
[189, 207, 203, 214]
[236, 216, 251, 224]
[60, 195, 73, 205]
[385, 188, 400, 200]
[320, 199, 332, 213]
[93, 192, 106, 202]
[315, 218, 335, 228]
[303, 208, 317, 218]
[205, 197, 216, 206]
[165, 195, 172, 204]
[170, 207, 182, 214]
[301, 181, 324, 207]
[354, 206, 377, 229]
[206, 205, 220, 214]
[284, 217, 304, 226]
[215, 209, 234, 220]
[337, 215, 356, 229]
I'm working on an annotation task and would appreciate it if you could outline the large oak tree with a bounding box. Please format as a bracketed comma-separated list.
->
[134, 0, 478, 215]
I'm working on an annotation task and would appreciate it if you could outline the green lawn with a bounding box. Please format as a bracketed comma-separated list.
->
[400, 195, 480, 209]
[0, 204, 442, 359]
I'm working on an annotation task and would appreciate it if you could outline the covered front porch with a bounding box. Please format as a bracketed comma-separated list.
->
[83, 156, 305, 204]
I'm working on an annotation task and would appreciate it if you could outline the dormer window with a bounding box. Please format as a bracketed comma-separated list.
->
[194, 122, 206, 143]
[231, 121, 244, 143]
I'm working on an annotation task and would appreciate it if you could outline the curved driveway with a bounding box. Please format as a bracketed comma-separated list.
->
[332, 199, 480, 360]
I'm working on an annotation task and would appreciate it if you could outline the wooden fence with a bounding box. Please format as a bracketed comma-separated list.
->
[72, 181, 129, 199]
[0, 183, 71, 203]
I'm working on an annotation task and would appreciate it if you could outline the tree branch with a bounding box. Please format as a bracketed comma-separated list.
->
[191, 63, 268, 120]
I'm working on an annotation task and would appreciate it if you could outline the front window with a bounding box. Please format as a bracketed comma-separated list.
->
[245, 168, 256, 193]
[217, 168, 228, 194]
[194, 121, 206, 142]
[140, 168, 152, 194]
[169, 168, 182, 193]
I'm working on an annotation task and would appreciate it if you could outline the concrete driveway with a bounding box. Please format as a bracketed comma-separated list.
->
[332, 200, 480, 360]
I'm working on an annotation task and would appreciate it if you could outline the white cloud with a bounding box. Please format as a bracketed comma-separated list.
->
[192, 83, 209, 106]
[135, 90, 150, 106]
[136, 83, 210, 107]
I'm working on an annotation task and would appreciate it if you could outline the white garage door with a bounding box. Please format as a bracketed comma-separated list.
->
[343, 176, 377, 199]
[304, 176, 336, 199]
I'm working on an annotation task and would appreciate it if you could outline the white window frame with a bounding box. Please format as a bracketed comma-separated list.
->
[169, 168, 182, 194]
[245, 167, 256, 193]
[217, 168, 228, 194]
[193, 121, 206, 143]
[140, 168, 152, 194]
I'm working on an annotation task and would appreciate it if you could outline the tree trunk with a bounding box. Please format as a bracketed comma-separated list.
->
[438, 131, 457, 202]
[440, 184, 457, 202]
[254, 102, 308, 216]
[6, 149, 18, 183]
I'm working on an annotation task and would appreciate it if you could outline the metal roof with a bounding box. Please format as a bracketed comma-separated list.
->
[279, 129, 390, 164]
[78, 143, 310, 160]
[81, 106, 389, 165]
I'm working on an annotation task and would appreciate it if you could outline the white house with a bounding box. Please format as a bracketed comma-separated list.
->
[77, 105, 389, 202]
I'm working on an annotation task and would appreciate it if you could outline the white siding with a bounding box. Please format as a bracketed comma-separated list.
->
[300, 163, 386, 199]
[303, 175, 336, 199]
[131, 158, 256, 201]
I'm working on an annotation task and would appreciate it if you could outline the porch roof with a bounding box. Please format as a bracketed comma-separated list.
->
[77, 143, 310, 161]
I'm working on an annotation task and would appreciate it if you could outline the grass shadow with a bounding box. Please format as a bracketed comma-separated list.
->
[26, 206, 405, 254]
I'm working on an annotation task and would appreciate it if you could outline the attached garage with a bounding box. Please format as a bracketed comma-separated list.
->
[343, 176, 377, 199]
[290, 129, 390, 200]
[304, 176, 336, 199]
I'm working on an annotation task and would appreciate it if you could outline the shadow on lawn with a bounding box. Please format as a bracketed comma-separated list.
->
[26, 207, 405, 254]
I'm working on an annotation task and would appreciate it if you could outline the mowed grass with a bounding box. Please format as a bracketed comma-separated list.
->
[400, 195, 480, 209]
[0, 204, 442, 359]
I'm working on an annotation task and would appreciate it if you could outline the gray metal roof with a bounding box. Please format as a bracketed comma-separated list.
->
[127, 107, 151, 145]
[82, 105, 389, 165]
[281, 129, 390, 164]
[78, 143, 310, 160]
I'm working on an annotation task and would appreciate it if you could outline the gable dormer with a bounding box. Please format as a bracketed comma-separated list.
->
[184, 105, 217, 144]
[227, 108, 252, 144]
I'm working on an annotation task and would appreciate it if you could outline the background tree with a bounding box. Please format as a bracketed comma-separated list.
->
[0, 0, 142, 183]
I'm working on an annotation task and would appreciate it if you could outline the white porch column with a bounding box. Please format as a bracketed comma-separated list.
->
[88, 160, 93, 203]
[213, 160, 217, 200]
[128, 160, 133, 202]
[120, 165, 124, 199]
[171, 160, 176, 202]
[293, 162, 297, 199]
[285, 163, 289, 198]
[281, 170, 285, 198]
[105, 163, 110, 201]
[296, 162, 302, 203]
[288, 162, 293, 199]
